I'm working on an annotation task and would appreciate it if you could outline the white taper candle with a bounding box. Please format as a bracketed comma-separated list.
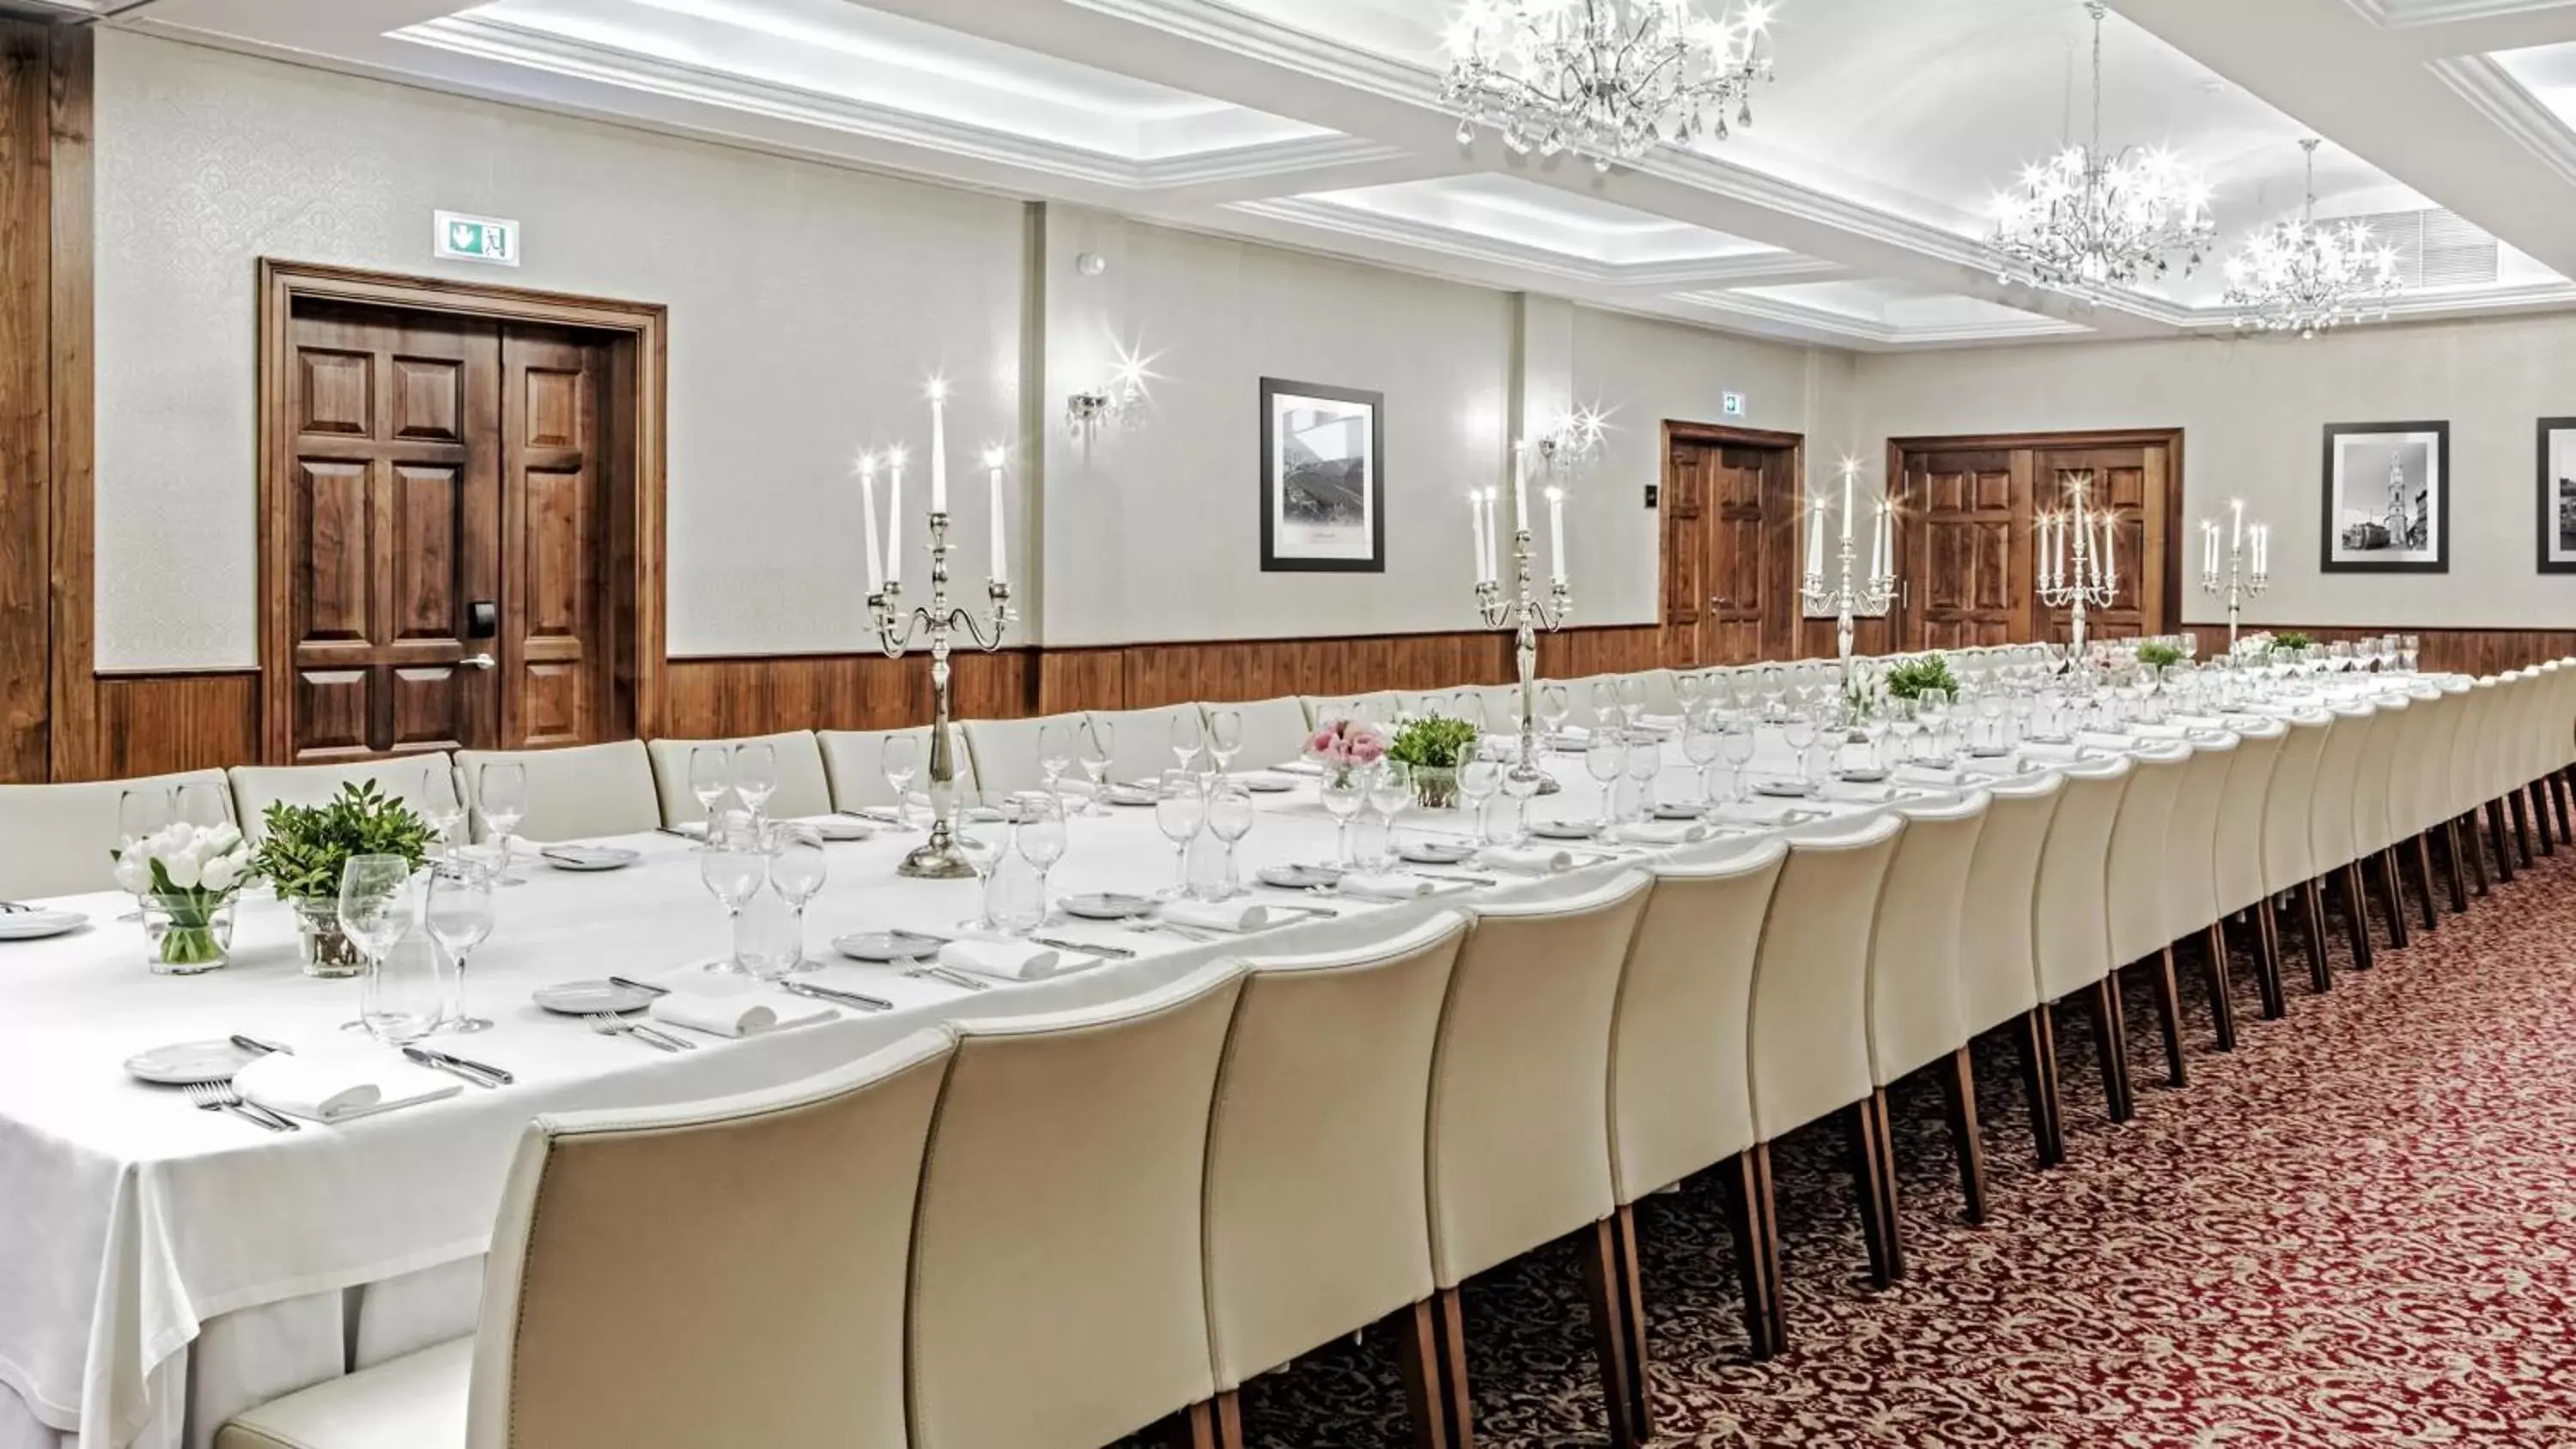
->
[985, 448, 1007, 586]
[1512, 442, 1531, 537]
[886, 452, 905, 585]
[1469, 493, 1487, 585]
[1546, 486, 1567, 585]
[859, 456, 884, 594]
[927, 385, 949, 515]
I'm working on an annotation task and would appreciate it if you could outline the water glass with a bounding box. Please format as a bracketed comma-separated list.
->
[1078, 718, 1115, 814]
[766, 823, 829, 970]
[698, 839, 769, 973]
[1538, 684, 1571, 741]
[732, 741, 778, 824]
[1170, 712, 1205, 774]
[1460, 755, 1505, 844]
[421, 767, 466, 859]
[1717, 713, 1758, 803]
[1154, 770, 1206, 897]
[1365, 761, 1412, 868]
[689, 745, 732, 823]
[1037, 721, 1075, 803]
[1782, 711, 1819, 783]
[1321, 768, 1367, 866]
[1202, 779, 1255, 899]
[1682, 710, 1724, 808]
[337, 855, 417, 967]
[1622, 733, 1661, 822]
[1206, 708, 1243, 777]
[881, 735, 921, 828]
[1617, 676, 1648, 729]
[1583, 731, 1627, 831]
[360, 929, 452, 1046]
[1009, 793, 1067, 924]
[476, 761, 527, 881]
[424, 863, 496, 1033]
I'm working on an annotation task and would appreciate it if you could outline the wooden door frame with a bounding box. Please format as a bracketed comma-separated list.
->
[254, 259, 667, 764]
[1662, 420, 1804, 664]
[1884, 427, 2185, 647]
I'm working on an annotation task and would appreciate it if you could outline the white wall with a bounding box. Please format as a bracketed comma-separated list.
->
[1851, 317, 2576, 629]
[94, 31, 1026, 668]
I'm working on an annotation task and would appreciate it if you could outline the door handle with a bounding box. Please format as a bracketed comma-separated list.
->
[462, 653, 496, 671]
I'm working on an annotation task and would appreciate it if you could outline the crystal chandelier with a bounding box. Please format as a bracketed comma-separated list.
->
[1441, 0, 1776, 173]
[2222, 139, 2403, 339]
[1989, 1, 2214, 293]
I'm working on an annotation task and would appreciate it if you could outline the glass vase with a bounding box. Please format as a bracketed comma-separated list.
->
[1410, 766, 1461, 811]
[294, 898, 369, 979]
[143, 891, 236, 975]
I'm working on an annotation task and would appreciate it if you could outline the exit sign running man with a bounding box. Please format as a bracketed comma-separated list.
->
[434, 210, 519, 266]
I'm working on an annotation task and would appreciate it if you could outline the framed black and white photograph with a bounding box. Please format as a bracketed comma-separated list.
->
[2540, 418, 2576, 574]
[1259, 378, 1384, 573]
[2321, 421, 2448, 573]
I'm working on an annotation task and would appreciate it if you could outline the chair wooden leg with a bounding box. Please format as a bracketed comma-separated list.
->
[1391, 1299, 1463, 1449]
[1433, 1287, 1475, 1449]
[2488, 801, 2517, 883]
[2146, 947, 2189, 1085]
[2554, 769, 2575, 845]
[2337, 864, 2377, 970]
[2440, 819, 2474, 912]
[2375, 849, 2410, 950]
[1212, 1393, 1247, 1449]
[1717, 1147, 1784, 1361]
[2298, 878, 2335, 992]
[1160, 1399, 1224, 1449]
[2462, 814, 2492, 897]
[2410, 834, 2441, 932]
[2202, 921, 2245, 1042]
[1580, 1215, 1647, 1449]
[2249, 900, 2287, 1022]
[2511, 791, 2537, 869]
[2015, 1005, 2066, 1167]
[2087, 978, 2135, 1125]
[2529, 785, 2555, 858]
[1935, 1045, 1989, 1224]
[1844, 1091, 1902, 1288]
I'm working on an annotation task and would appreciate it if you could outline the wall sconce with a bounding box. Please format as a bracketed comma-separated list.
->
[1066, 341, 1154, 450]
[1528, 402, 1609, 477]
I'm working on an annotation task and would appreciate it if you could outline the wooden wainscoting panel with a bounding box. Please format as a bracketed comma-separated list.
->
[1035, 647, 1124, 716]
[2245, 626, 2576, 678]
[1797, 615, 1895, 662]
[46, 25, 96, 784]
[0, 25, 50, 784]
[1538, 625, 1666, 679]
[96, 673, 261, 779]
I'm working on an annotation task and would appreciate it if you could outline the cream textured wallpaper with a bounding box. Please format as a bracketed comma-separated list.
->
[93, 30, 1025, 667]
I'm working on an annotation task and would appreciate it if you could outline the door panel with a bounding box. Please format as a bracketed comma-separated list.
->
[1898, 434, 2176, 651]
[283, 304, 499, 763]
[1662, 434, 1787, 667]
[501, 327, 610, 751]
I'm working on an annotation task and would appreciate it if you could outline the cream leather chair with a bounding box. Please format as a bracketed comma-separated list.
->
[1395, 687, 1486, 724]
[642, 731, 831, 827]
[215, 1029, 956, 1449]
[819, 725, 982, 812]
[2210, 721, 2291, 1024]
[0, 768, 231, 898]
[1955, 771, 2069, 1167]
[2464, 676, 2515, 887]
[2103, 743, 2190, 1115]
[1222, 695, 1318, 771]
[957, 713, 1076, 801]
[1747, 815, 1907, 1290]
[1863, 793, 1992, 1225]
[1608, 840, 1789, 1360]
[1086, 704, 1207, 786]
[2031, 755, 2136, 1131]
[1548, 674, 1626, 729]
[230, 756, 455, 841]
[2415, 681, 2477, 913]
[452, 741, 659, 843]
[2263, 712, 2339, 993]
[1462, 682, 1528, 733]
[2379, 688, 2446, 936]
[2497, 670, 2545, 864]
[1626, 668, 1684, 716]
[2307, 704, 2383, 970]
[2152, 734, 2250, 1079]
[2350, 693, 2416, 949]
[1202, 915, 1469, 1442]
[908, 962, 1243, 1449]
[1301, 692, 1400, 732]
[1424, 873, 1654, 1447]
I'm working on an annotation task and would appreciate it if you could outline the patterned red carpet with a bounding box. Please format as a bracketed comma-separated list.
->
[1182, 848, 2576, 1447]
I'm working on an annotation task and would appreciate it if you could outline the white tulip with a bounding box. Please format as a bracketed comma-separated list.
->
[200, 854, 240, 892]
[161, 851, 201, 889]
[206, 823, 242, 856]
[113, 856, 153, 894]
[149, 822, 192, 860]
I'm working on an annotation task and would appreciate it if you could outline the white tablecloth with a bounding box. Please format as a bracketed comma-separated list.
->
[0, 674, 2436, 1448]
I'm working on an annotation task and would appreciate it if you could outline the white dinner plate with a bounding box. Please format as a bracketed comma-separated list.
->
[0, 909, 88, 940]
[810, 817, 873, 842]
[1059, 892, 1158, 920]
[1753, 779, 1819, 798]
[832, 930, 951, 962]
[532, 979, 659, 1016]
[125, 1039, 258, 1085]
[1256, 864, 1342, 890]
[1652, 801, 1708, 821]
[1238, 773, 1298, 794]
[1102, 785, 1157, 807]
[538, 846, 641, 872]
[1396, 840, 1476, 865]
[1834, 768, 1889, 785]
[1529, 820, 1598, 841]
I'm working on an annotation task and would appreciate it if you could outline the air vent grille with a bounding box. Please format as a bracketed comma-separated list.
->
[2328, 207, 2499, 288]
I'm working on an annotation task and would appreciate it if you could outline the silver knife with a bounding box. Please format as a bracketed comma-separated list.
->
[404, 1046, 506, 1088]
[1028, 935, 1134, 960]
[781, 980, 893, 1012]
[608, 974, 671, 997]
[231, 1034, 291, 1057]
[420, 1046, 513, 1085]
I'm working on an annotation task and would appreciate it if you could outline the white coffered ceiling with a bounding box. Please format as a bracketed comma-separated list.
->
[109, 0, 2576, 349]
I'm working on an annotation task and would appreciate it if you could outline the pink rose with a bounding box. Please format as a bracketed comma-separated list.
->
[1350, 734, 1385, 765]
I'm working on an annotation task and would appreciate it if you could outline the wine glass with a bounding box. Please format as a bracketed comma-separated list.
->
[697, 834, 769, 973]
[1623, 732, 1661, 822]
[1321, 767, 1368, 868]
[1886, 695, 1923, 764]
[1782, 711, 1819, 785]
[765, 824, 828, 971]
[957, 828, 1004, 933]
[1153, 770, 1206, 898]
[1365, 761, 1412, 870]
[689, 745, 732, 826]
[1716, 712, 1758, 803]
[1203, 779, 1255, 899]
[173, 780, 231, 831]
[420, 767, 466, 861]
[732, 741, 778, 827]
[1588, 681, 1620, 731]
[338, 854, 420, 1028]
[1077, 719, 1114, 816]
[476, 761, 527, 885]
[1583, 731, 1627, 833]
[1538, 684, 1571, 743]
[1169, 712, 1205, 774]
[1206, 709, 1243, 778]
[1682, 710, 1724, 810]
[1009, 793, 1067, 924]
[116, 787, 172, 921]
[1916, 688, 1953, 763]
[1037, 721, 1075, 805]
[1617, 676, 1648, 730]
[880, 735, 921, 829]
[1460, 754, 1504, 845]
[360, 929, 452, 1047]
[424, 864, 496, 1034]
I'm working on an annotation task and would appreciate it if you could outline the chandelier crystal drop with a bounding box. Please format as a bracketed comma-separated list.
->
[1441, 0, 1776, 173]
[2222, 139, 2403, 339]
[1989, 1, 2214, 294]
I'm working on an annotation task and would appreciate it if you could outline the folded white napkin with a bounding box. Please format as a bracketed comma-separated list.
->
[1479, 845, 1577, 875]
[1824, 783, 1901, 804]
[1237, 770, 1302, 791]
[940, 937, 1091, 981]
[1712, 803, 1798, 827]
[1159, 899, 1282, 933]
[1274, 759, 1324, 776]
[649, 988, 835, 1039]
[234, 1050, 461, 1123]
[1610, 821, 1714, 846]
[1336, 872, 1439, 900]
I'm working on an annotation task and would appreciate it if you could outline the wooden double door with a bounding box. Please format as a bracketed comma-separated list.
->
[1662, 424, 1801, 665]
[1892, 430, 2180, 652]
[276, 300, 617, 764]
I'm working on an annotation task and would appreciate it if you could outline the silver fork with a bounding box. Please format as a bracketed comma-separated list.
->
[185, 1081, 296, 1131]
[586, 1013, 684, 1052]
[901, 961, 989, 991]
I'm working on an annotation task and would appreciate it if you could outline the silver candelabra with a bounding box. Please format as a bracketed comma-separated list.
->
[1475, 526, 1571, 797]
[1801, 530, 1894, 687]
[2199, 503, 2270, 652]
[2036, 474, 2118, 656]
[870, 512, 1011, 879]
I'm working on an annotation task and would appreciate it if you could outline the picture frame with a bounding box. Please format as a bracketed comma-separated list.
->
[2539, 417, 2576, 574]
[1259, 378, 1385, 573]
[2320, 421, 2448, 573]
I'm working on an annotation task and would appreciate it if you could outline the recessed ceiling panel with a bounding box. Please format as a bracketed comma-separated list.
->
[1299, 173, 1775, 264]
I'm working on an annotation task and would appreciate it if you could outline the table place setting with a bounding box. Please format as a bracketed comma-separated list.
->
[226, 1043, 463, 1125]
[0, 900, 89, 940]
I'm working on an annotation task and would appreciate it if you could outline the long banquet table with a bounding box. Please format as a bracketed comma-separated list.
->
[0, 674, 2444, 1449]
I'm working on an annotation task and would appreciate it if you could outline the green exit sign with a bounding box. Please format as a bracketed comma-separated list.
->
[434, 210, 519, 266]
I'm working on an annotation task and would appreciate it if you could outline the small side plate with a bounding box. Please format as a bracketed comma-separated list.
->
[1256, 864, 1343, 889]
[533, 979, 659, 1016]
[1529, 819, 1599, 841]
[1396, 840, 1476, 865]
[125, 1039, 258, 1085]
[1238, 773, 1298, 794]
[539, 846, 641, 872]
[833, 930, 951, 962]
[1059, 892, 1160, 920]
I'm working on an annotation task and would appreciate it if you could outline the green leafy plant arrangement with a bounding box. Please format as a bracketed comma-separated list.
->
[1387, 714, 1482, 771]
[2136, 640, 2185, 669]
[250, 781, 434, 903]
[2270, 631, 2314, 652]
[1884, 654, 1959, 701]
